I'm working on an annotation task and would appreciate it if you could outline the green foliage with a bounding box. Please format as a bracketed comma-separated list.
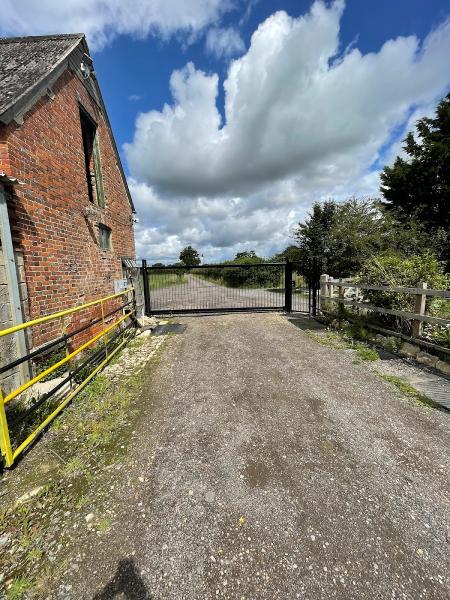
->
[293, 198, 428, 279]
[149, 272, 187, 289]
[271, 245, 302, 263]
[381, 93, 450, 269]
[34, 347, 67, 382]
[6, 577, 33, 600]
[96, 516, 112, 532]
[357, 253, 450, 343]
[358, 253, 449, 309]
[353, 345, 379, 361]
[198, 253, 282, 289]
[179, 245, 201, 266]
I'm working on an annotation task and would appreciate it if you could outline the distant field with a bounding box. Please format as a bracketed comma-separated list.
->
[194, 270, 305, 291]
[140, 273, 187, 290]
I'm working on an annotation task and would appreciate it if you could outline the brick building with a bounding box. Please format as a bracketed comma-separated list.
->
[0, 34, 137, 392]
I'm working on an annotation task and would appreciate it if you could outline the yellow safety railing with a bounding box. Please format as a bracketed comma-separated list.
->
[0, 288, 135, 468]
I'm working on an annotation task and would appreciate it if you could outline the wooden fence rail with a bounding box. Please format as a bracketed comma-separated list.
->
[319, 275, 450, 339]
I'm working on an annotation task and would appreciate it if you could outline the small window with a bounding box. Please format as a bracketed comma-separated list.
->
[98, 224, 111, 250]
[79, 106, 105, 208]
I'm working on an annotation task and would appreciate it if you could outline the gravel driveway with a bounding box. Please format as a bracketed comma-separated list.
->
[68, 313, 450, 599]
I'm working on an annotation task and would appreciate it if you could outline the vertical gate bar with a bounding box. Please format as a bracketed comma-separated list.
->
[60, 315, 73, 389]
[100, 300, 108, 358]
[0, 385, 13, 468]
[311, 258, 318, 316]
[142, 260, 151, 315]
[285, 260, 293, 312]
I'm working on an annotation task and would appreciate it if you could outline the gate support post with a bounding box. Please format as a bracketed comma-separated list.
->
[285, 260, 293, 313]
[412, 281, 427, 338]
[142, 260, 151, 316]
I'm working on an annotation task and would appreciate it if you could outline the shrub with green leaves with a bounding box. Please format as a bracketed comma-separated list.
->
[356, 253, 450, 342]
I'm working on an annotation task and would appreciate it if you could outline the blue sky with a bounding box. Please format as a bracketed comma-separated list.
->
[2, 1, 450, 262]
[94, 0, 450, 163]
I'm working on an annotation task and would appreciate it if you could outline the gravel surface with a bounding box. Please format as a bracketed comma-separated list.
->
[65, 313, 450, 600]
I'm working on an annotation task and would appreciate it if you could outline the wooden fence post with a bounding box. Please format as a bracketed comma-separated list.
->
[412, 282, 427, 338]
[338, 278, 345, 322]
[319, 274, 329, 312]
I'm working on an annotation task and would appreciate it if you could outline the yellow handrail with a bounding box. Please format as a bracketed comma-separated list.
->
[0, 288, 133, 338]
[12, 329, 134, 461]
[4, 311, 133, 405]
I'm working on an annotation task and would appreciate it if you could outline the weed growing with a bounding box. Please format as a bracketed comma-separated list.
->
[379, 374, 440, 409]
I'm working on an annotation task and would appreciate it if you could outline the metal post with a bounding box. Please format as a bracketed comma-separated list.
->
[142, 260, 151, 316]
[100, 299, 108, 357]
[412, 282, 427, 338]
[0, 385, 13, 468]
[0, 184, 29, 383]
[284, 260, 293, 312]
[311, 258, 319, 316]
[60, 315, 73, 389]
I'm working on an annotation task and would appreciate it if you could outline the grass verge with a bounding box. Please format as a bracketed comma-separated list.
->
[0, 332, 168, 599]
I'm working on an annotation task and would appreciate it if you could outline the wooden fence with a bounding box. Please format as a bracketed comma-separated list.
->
[319, 275, 450, 352]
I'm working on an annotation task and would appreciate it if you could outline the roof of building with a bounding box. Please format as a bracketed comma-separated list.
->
[0, 34, 84, 120]
[0, 34, 135, 212]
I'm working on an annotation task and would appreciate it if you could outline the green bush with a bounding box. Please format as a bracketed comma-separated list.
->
[357, 253, 450, 342]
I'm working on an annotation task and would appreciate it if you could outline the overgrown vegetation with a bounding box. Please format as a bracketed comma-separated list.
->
[357, 253, 450, 345]
[381, 93, 450, 271]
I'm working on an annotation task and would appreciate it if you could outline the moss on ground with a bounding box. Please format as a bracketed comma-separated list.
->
[306, 329, 380, 361]
[379, 374, 441, 410]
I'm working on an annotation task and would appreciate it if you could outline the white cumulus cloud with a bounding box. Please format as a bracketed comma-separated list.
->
[125, 0, 450, 199]
[0, 0, 233, 50]
[126, 0, 450, 262]
[205, 26, 245, 58]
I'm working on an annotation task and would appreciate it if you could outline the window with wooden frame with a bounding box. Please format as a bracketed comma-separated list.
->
[79, 106, 105, 208]
[98, 224, 111, 250]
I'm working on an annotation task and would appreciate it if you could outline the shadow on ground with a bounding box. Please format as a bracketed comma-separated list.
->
[93, 558, 152, 600]
[287, 315, 325, 331]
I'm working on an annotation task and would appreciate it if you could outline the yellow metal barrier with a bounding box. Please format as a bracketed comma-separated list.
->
[0, 288, 135, 468]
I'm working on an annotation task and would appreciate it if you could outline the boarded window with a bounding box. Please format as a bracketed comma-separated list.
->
[98, 224, 111, 250]
[79, 106, 105, 208]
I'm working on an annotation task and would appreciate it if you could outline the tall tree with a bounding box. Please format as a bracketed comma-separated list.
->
[294, 200, 337, 276]
[380, 93, 450, 268]
[294, 198, 430, 278]
[179, 245, 201, 266]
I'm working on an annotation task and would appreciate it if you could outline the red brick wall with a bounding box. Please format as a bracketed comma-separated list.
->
[0, 70, 135, 347]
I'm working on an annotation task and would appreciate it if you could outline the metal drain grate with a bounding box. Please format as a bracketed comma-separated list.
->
[412, 378, 450, 410]
[152, 323, 187, 336]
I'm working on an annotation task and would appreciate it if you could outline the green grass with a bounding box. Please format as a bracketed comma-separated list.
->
[380, 374, 440, 409]
[354, 344, 379, 361]
[150, 272, 187, 290]
[140, 273, 187, 290]
[96, 516, 112, 532]
[307, 331, 352, 350]
[6, 577, 33, 600]
[306, 330, 380, 361]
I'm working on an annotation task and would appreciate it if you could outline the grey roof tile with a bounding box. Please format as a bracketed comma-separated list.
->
[0, 34, 84, 117]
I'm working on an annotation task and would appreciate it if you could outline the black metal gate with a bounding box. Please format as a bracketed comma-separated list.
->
[141, 261, 319, 315]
